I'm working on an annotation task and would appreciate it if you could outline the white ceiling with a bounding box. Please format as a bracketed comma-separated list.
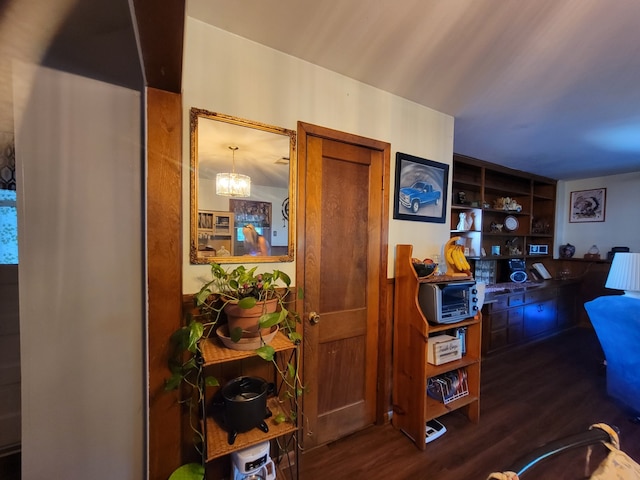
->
[188, 0, 640, 180]
[196, 112, 291, 188]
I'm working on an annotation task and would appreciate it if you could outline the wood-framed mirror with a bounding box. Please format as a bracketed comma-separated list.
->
[190, 108, 296, 264]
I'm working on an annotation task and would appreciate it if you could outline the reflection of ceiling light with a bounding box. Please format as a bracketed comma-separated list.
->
[216, 145, 251, 197]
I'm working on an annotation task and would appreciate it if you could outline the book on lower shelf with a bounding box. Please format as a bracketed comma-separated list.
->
[427, 368, 469, 404]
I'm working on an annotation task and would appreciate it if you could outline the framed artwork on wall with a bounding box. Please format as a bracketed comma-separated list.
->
[569, 188, 606, 223]
[393, 152, 449, 223]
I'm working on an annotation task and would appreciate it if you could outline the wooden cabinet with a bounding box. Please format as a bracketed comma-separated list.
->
[482, 290, 525, 353]
[199, 332, 299, 477]
[523, 288, 557, 338]
[556, 258, 611, 326]
[482, 281, 580, 355]
[557, 282, 579, 329]
[451, 153, 581, 356]
[451, 154, 556, 265]
[392, 244, 481, 449]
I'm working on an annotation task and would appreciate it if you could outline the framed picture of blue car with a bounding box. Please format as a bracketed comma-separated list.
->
[393, 152, 449, 223]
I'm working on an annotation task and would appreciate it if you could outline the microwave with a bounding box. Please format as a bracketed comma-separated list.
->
[418, 281, 479, 324]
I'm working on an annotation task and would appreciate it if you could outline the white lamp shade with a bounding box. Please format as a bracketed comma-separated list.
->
[216, 172, 251, 197]
[605, 252, 640, 297]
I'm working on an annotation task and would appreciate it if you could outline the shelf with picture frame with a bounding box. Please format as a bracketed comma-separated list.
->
[451, 154, 557, 269]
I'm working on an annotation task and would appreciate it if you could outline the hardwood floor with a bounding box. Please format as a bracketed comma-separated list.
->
[2, 328, 638, 479]
[299, 327, 640, 479]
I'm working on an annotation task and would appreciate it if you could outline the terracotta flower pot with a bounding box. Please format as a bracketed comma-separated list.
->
[224, 298, 278, 338]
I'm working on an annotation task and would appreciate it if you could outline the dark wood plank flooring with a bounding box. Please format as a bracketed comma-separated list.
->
[2, 328, 638, 479]
[299, 327, 640, 479]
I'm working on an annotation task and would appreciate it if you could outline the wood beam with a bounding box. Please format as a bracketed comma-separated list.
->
[147, 87, 183, 479]
[132, 0, 185, 92]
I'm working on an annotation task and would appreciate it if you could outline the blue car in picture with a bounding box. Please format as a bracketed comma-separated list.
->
[399, 181, 441, 213]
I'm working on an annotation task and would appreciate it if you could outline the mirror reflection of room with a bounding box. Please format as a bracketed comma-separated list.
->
[231, 200, 272, 256]
[190, 108, 295, 263]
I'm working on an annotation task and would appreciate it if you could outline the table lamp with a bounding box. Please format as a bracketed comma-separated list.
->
[605, 252, 640, 299]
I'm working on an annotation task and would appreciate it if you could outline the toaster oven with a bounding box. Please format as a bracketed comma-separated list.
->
[417, 280, 479, 324]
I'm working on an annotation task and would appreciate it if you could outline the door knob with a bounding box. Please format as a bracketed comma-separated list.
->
[309, 311, 320, 325]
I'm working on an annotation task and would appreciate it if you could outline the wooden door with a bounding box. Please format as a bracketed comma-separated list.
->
[297, 122, 390, 448]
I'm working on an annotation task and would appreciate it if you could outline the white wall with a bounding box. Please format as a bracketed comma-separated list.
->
[14, 65, 144, 479]
[182, 19, 454, 293]
[556, 171, 640, 257]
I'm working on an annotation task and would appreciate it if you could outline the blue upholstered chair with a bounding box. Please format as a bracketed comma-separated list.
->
[584, 295, 640, 416]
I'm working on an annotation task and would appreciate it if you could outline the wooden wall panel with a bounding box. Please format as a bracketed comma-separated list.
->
[0, 265, 20, 455]
[378, 278, 394, 423]
[147, 87, 183, 480]
[132, 0, 185, 93]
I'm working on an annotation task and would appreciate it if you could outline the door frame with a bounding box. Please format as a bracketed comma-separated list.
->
[296, 121, 391, 427]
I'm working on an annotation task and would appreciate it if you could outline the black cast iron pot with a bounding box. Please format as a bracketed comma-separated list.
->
[221, 376, 273, 444]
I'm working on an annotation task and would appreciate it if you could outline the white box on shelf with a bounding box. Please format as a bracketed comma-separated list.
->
[427, 335, 462, 365]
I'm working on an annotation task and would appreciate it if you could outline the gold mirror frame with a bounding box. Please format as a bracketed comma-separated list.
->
[190, 108, 296, 264]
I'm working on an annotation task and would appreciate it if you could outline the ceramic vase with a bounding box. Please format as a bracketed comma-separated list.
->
[559, 243, 576, 259]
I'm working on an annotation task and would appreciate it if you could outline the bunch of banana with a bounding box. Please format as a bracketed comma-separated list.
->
[444, 236, 471, 275]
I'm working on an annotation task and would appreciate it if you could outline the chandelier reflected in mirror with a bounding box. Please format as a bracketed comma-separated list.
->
[216, 145, 251, 197]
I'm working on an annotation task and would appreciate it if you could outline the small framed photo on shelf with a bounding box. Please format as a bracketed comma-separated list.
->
[393, 152, 449, 223]
[569, 188, 606, 223]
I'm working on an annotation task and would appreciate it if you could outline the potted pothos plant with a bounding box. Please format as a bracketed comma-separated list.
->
[195, 263, 301, 343]
[165, 263, 304, 480]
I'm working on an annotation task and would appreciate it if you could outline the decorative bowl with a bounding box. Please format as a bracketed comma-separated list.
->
[412, 262, 436, 278]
